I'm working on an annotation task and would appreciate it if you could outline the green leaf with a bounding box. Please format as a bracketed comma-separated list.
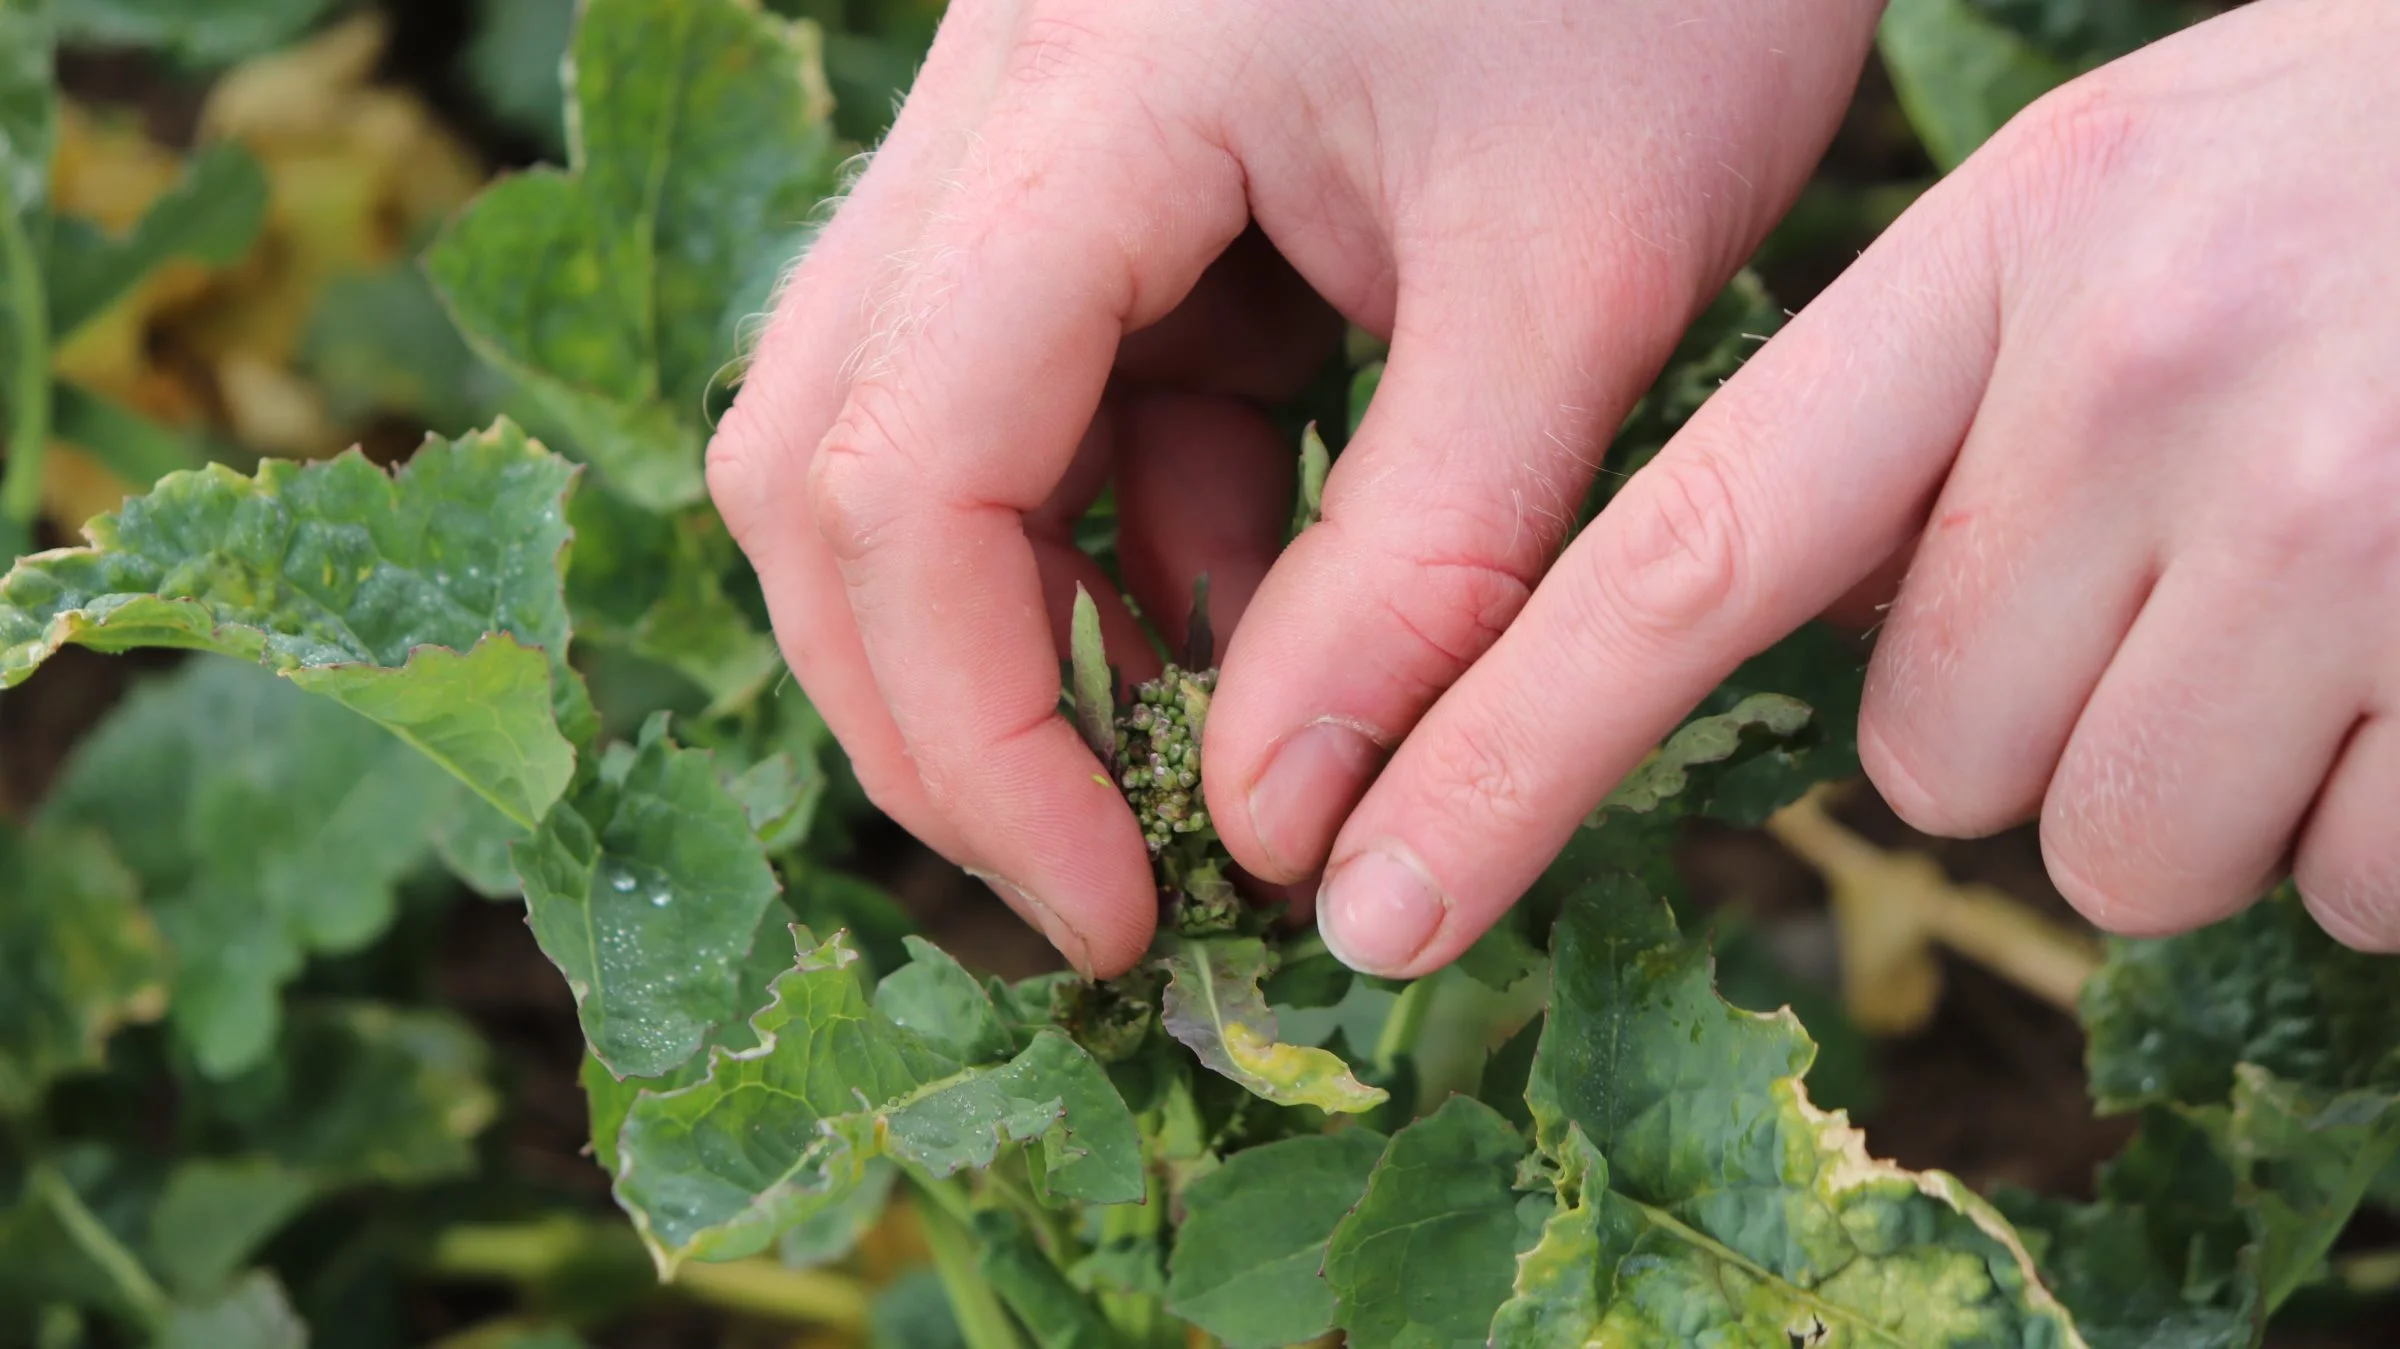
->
[1586, 692, 1813, 825]
[777, 1159, 896, 1270]
[615, 931, 1139, 1270]
[1165, 1128, 1387, 1349]
[157, 1270, 306, 1349]
[0, 821, 166, 1113]
[873, 937, 1016, 1066]
[1323, 1095, 1535, 1349]
[433, 787, 529, 899]
[43, 658, 459, 1077]
[52, 381, 209, 489]
[1291, 421, 1329, 536]
[53, 0, 343, 67]
[1522, 876, 2083, 1346]
[1067, 584, 1116, 766]
[974, 1207, 1117, 1349]
[1879, 0, 2075, 170]
[2217, 1067, 2400, 1312]
[0, 420, 583, 826]
[426, 0, 840, 508]
[145, 1158, 316, 1299]
[1159, 936, 1387, 1114]
[515, 713, 782, 1079]
[2082, 887, 2398, 1113]
[47, 141, 267, 341]
[205, 1003, 499, 1187]
[1489, 1126, 1611, 1348]
[0, 3, 54, 218]
[462, 0, 575, 156]
[566, 489, 781, 713]
[1960, 0, 2202, 66]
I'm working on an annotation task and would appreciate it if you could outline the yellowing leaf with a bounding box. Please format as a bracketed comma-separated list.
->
[1159, 937, 1386, 1114]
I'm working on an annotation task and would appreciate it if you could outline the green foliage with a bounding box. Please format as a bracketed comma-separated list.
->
[51, 0, 344, 68]
[426, 0, 841, 509]
[0, 420, 585, 825]
[0, 822, 164, 1113]
[516, 712, 782, 1079]
[6, 3, 2389, 1347]
[1164, 1128, 1385, 1348]
[43, 658, 459, 1076]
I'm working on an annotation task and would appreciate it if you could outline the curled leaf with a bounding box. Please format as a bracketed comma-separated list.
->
[1160, 937, 1386, 1114]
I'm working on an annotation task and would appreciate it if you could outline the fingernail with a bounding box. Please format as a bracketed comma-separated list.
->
[1318, 843, 1447, 976]
[966, 868, 1094, 976]
[1248, 719, 1386, 878]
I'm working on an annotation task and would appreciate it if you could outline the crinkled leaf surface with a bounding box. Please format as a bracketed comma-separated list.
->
[1521, 876, 2082, 1346]
[0, 821, 166, 1113]
[1166, 1128, 1387, 1349]
[426, 0, 840, 508]
[1324, 1095, 1539, 1349]
[1588, 692, 1812, 823]
[43, 658, 459, 1077]
[616, 932, 1138, 1271]
[2082, 887, 2398, 1112]
[515, 714, 781, 1079]
[0, 421, 582, 825]
[158, 1269, 307, 1349]
[47, 141, 268, 340]
[1159, 936, 1386, 1114]
[203, 1003, 498, 1187]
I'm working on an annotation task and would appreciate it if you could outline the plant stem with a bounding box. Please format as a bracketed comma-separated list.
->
[0, 205, 51, 560]
[1374, 970, 1439, 1075]
[29, 1163, 171, 1333]
[425, 1216, 869, 1332]
[908, 1174, 1026, 1349]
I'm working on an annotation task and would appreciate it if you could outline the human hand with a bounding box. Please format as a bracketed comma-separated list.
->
[705, 0, 1882, 973]
[1318, 0, 2400, 975]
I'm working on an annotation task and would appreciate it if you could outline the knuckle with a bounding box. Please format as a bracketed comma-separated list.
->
[2239, 438, 2400, 578]
[1978, 74, 2144, 250]
[1414, 716, 1547, 838]
[806, 381, 923, 564]
[1590, 449, 1756, 642]
[1355, 520, 1540, 695]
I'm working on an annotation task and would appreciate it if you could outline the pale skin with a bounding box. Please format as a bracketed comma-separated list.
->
[706, 0, 2400, 978]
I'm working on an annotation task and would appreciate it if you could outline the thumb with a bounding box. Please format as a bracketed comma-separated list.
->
[1314, 184, 2005, 977]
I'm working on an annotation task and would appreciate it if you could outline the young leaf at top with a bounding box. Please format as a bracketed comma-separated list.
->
[426, 0, 841, 509]
[1166, 1128, 1387, 1349]
[873, 936, 1017, 1066]
[1520, 876, 2083, 1346]
[514, 713, 782, 1080]
[0, 420, 584, 826]
[1067, 583, 1116, 767]
[1159, 936, 1387, 1114]
[0, 821, 167, 1113]
[615, 931, 1141, 1271]
[52, 0, 347, 68]
[43, 658, 461, 1078]
[1323, 1095, 1540, 1349]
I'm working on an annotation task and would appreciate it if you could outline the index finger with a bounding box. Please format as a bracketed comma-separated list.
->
[806, 68, 1249, 975]
[1312, 179, 2006, 977]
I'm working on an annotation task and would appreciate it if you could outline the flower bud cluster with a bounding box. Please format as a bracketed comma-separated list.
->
[1118, 664, 1216, 853]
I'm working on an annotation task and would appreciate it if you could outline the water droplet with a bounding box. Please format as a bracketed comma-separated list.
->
[610, 870, 637, 893]
[649, 890, 672, 908]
